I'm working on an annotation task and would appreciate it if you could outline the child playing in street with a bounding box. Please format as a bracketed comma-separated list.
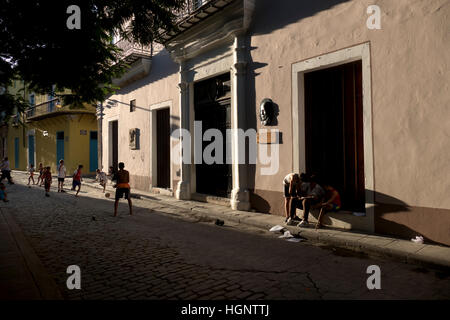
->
[27, 163, 35, 186]
[96, 168, 107, 193]
[315, 183, 341, 229]
[0, 183, 9, 202]
[43, 166, 52, 197]
[113, 162, 132, 217]
[37, 163, 44, 186]
[72, 164, 83, 197]
[107, 166, 115, 185]
[57, 159, 66, 193]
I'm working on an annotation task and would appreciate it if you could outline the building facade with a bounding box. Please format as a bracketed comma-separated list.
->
[100, 0, 450, 245]
[6, 81, 98, 176]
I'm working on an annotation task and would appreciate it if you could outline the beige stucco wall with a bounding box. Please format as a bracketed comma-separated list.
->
[101, 49, 180, 191]
[249, 0, 450, 211]
[101, 0, 449, 244]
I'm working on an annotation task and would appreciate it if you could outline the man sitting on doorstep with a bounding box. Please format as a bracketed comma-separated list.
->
[315, 183, 341, 229]
[284, 172, 310, 225]
[292, 174, 325, 227]
[283, 173, 301, 224]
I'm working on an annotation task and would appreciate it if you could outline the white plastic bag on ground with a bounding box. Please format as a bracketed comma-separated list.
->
[269, 225, 285, 232]
[279, 230, 294, 238]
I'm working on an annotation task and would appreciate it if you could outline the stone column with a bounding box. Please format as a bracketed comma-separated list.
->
[175, 62, 191, 200]
[230, 34, 251, 211]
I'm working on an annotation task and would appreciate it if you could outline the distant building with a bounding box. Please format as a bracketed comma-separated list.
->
[100, 0, 450, 245]
[6, 80, 98, 175]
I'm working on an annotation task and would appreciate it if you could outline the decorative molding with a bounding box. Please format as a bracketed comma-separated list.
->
[112, 57, 152, 87]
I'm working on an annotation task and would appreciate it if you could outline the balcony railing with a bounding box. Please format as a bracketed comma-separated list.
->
[25, 99, 95, 121]
[161, 0, 234, 42]
[115, 39, 153, 64]
[175, 0, 211, 21]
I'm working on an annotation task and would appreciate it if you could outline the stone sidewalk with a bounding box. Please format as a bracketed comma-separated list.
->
[0, 206, 62, 300]
[78, 176, 450, 270]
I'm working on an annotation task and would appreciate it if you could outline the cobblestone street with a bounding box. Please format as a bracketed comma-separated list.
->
[1, 172, 449, 300]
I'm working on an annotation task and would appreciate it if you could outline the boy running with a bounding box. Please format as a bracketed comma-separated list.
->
[72, 165, 83, 197]
[27, 163, 36, 186]
[57, 159, 66, 192]
[43, 167, 52, 197]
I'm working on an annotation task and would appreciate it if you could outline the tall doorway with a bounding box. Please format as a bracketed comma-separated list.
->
[110, 121, 118, 171]
[194, 73, 232, 198]
[89, 131, 98, 172]
[28, 134, 35, 166]
[156, 108, 170, 188]
[56, 131, 64, 165]
[304, 60, 365, 212]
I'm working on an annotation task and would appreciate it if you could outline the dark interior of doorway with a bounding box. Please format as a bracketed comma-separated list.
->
[156, 108, 170, 188]
[111, 120, 118, 172]
[304, 60, 365, 212]
[194, 73, 232, 198]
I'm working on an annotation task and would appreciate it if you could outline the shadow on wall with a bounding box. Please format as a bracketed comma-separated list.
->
[117, 49, 179, 96]
[249, 0, 351, 36]
[246, 0, 351, 198]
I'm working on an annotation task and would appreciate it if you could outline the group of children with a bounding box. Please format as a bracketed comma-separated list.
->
[27, 160, 84, 197]
[283, 172, 341, 229]
[3, 158, 132, 217]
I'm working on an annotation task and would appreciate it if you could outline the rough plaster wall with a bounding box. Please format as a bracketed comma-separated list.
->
[249, 0, 450, 209]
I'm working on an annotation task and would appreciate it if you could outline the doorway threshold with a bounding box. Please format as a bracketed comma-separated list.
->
[191, 193, 231, 208]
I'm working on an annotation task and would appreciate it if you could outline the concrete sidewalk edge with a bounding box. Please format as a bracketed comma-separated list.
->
[79, 178, 450, 271]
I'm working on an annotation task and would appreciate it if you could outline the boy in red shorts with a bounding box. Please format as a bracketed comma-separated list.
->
[72, 164, 83, 197]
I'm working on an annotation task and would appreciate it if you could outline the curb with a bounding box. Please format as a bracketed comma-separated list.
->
[81, 179, 450, 271]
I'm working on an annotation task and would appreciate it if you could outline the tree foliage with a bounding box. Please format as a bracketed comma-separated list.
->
[0, 0, 185, 116]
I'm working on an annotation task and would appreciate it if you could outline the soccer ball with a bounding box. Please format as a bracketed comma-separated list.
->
[105, 193, 110, 198]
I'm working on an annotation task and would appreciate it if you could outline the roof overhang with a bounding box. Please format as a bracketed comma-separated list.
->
[164, 0, 255, 62]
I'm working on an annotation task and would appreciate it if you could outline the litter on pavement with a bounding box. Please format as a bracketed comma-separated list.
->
[279, 230, 294, 238]
[269, 225, 285, 232]
[286, 238, 304, 243]
[411, 235, 424, 244]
